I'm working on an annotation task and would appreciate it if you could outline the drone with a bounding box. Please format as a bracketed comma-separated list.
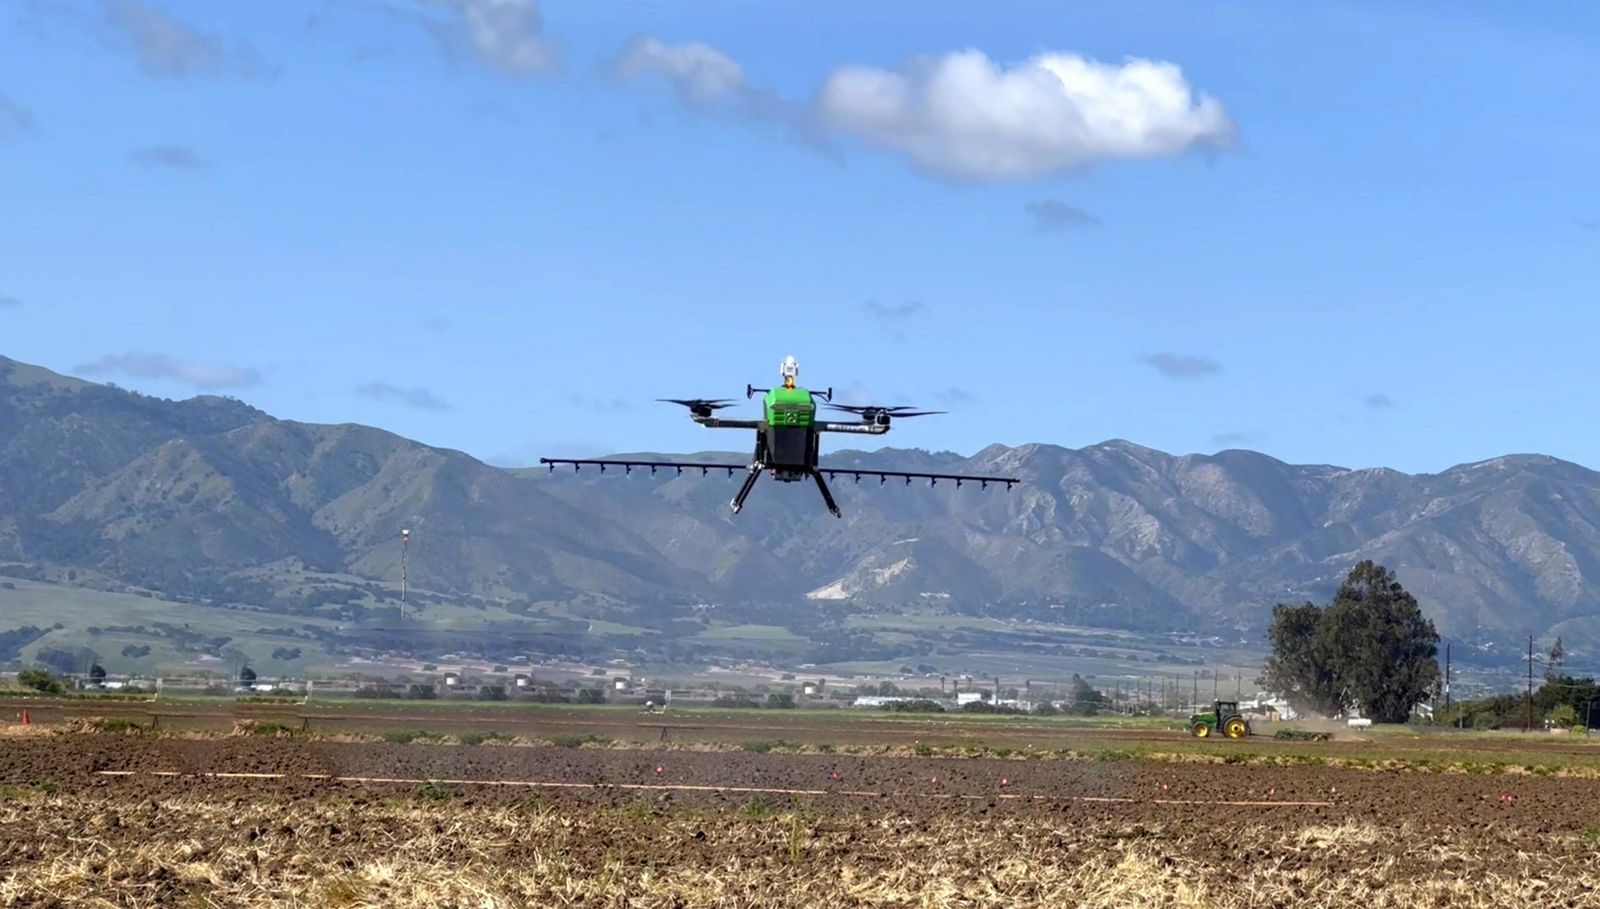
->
[541, 356, 1018, 518]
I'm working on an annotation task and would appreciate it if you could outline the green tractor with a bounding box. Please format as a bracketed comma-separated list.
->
[1188, 700, 1250, 739]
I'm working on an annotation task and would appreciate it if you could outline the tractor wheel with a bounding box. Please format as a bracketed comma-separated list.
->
[1224, 717, 1247, 739]
[1191, 722, 1210, 738]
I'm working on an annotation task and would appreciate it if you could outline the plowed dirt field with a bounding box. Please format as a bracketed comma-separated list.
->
[2, 732, 1599, 907]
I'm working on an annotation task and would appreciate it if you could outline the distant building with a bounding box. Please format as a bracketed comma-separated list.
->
[1243, 695, 1297, 721]
[852, 696, 918, 708]
[955, 692, 988, 706]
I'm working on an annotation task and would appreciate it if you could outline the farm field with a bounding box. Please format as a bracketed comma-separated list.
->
[5, 698, 1598, 764]
[3, 708, 1600, 906]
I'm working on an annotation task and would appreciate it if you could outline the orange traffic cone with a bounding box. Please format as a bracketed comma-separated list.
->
[20, 709, 29, 725]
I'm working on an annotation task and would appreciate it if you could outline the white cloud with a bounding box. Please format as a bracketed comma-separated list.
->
[77, 351, 262, 389]
[609, 35, 825, 150]
[1025, 198, 1100, 230]
[1143, 352, 1220, 379]
[127, 145, 207, 170]
[103, 0, 273, 80]
[862, 300, 925, 322]
[614, 36, 748, 106]
[356, 381, 452, 412]
[612, 38, 1233, 182]
[815, 50, 1235, 181]
[419, 0, 555, 75]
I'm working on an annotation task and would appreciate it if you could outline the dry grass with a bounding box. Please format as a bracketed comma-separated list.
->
[1, 792, 1596, 908]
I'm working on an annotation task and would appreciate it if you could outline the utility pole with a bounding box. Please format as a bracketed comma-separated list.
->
[400, 528, 410, 623]
[1526, 635, 1534, 733]
[1192, 670, 1198, 710]
[1444, 642, 1451, 714]
[1235, 670, 1242, 700]
[1212, 669, 1218, 702]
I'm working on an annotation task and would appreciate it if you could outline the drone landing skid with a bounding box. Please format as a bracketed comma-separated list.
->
[811, 470, 842, 519]
[727, 463, 842, 518]
[730, 463, 762, 514]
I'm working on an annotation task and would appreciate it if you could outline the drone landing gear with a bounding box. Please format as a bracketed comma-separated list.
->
[811, 470, 842, 519]
[730, 462, 763, 514]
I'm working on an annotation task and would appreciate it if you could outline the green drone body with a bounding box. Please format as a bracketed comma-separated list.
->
[764, 385, 816, 427]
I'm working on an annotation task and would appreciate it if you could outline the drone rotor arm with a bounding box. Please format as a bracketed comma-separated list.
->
[692, 417, 762, 430]
[816, 420, 889, 435]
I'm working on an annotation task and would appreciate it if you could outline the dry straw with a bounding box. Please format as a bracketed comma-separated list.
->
[1, 792, 1595, 908]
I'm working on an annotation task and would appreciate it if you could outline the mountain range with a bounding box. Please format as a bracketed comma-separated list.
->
[4, 353, 1600, 654]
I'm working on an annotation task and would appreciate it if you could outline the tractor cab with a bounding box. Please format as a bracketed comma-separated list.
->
[1188, 700, 1250, 739]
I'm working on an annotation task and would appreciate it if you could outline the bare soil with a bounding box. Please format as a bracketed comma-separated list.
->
[1, 733, 1595, 829]
[2, 733, 1598, 907]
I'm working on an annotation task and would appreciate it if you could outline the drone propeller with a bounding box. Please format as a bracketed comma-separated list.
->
[826, 403, 945, 419]
[825, 403, 944, 427]
[659, 398, 735, 418]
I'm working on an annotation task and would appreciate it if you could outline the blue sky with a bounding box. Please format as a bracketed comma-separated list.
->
[2, 0, 1597, 473]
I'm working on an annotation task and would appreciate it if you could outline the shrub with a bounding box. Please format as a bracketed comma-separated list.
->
[887, 699, 945, 714]
[711, 695, 759, 709]
[417, 781, 453, 801]
[17, 669, 62, 694]
[1273, 729, 1331, 742]
[740, 795, 778, 819]
[1547, 704, 1579, 728]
